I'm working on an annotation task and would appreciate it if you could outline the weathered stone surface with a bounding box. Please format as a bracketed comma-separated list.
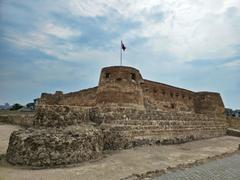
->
[5, 66, 229, 167]
[227, 117, 240, 130]
[227, 128, 240, 137]
[103, 129, 132, 150]
[37, 66, 225, 115]
[6, 125, 103, 167]
[34, 105, 90, 127]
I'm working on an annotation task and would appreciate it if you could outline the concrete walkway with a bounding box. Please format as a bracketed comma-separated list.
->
[0, 124, 239, 180]
[154, 154, 240, 180]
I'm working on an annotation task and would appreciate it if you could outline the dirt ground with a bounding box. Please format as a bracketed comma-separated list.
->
[0, 124, 239, 180]
[0, 123, 21, 155]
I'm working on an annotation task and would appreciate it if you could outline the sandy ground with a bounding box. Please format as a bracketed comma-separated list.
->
[0, 123, 21, 155]
[0, 124, 239, 180]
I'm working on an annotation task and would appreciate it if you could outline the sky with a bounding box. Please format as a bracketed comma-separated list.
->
[0, 0, 239, 109]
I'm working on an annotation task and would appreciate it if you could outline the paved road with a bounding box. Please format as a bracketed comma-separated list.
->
[154, 154, 240, 180]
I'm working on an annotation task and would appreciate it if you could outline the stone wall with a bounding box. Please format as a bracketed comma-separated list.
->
[39, 87, 97, 107]
[96, 66, 144, 109]
[194, 92, 225, 114]
[142, 80, 195, 112]
[34, 105, 91, 127]
[227, 117, 240, 130]
[6, 105, 228, 167]
[6, 66, 228, 167]
[36, 66, 225, 115]
[96, 107, 227, 149]
[7, 125, 103, 167]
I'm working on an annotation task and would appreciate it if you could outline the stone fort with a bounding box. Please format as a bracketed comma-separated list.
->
[7, 66, 227, 167]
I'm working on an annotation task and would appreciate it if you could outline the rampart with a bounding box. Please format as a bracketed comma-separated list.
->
[6, 66, 228, 167]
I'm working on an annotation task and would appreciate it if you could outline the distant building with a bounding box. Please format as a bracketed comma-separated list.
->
[0, 103, 11, 110]
[225, 108, 240, 117]
[233, 110, 240, 117]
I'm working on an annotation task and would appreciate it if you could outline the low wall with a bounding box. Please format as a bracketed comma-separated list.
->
[0, 111, 34, 127]
[34, 106, 228, 148]
[95, 107, 227, 149]
[7, 125, 103, 167]
[6, 105, 228, 167]
[34, 105, 91, 127]
[227, 117, 240, 130]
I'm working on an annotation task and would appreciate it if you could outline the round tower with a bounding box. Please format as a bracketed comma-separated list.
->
[96, 66, 144, 109]
[194, 92, 225, 114]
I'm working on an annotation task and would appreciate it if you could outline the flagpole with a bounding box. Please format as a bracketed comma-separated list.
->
[120, 41, 122, 66]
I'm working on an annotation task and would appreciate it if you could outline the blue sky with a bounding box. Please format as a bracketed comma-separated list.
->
[0, 0, 239, 109]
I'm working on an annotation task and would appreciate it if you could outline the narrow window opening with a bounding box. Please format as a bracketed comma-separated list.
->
[170, 92, 173, 98]
[171, 103, 175, 109]
[105, 73, 110, 78]
[131, 73, 136, 80]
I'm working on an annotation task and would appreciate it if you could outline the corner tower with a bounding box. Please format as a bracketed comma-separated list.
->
[96, 66, 144, 109]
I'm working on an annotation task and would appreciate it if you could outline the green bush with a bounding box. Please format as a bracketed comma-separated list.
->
[10, 103, 23, 110]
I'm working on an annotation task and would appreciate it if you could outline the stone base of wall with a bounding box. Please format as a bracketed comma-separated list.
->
[6, 125, 103, 167]
[34, 106, 90, 127]
[98, 107, 227, 150]
[227, 128, 240, 137]
[6, 106, 228, 167]
[227, 117, 240, 130]
[102, 127, 226, 151]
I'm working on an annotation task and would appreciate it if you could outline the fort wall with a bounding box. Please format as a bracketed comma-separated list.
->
[6, 66, 228, 167]
[37, 66, 225, 115]
[96, 66, 144, 109]
[227, 117, 240, 130]
[39, 87, 97, 106]
[142, 80, 195, 112]
[194, 92, 225, 114]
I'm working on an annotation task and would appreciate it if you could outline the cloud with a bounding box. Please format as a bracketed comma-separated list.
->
[223, 59, 240, 67]
[42, 23, 81, 39]
[2, 0, 240, 63]
[0, 0, 240, 108]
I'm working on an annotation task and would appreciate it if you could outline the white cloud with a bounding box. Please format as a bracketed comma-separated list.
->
[115, 0, 240, 62]
[3, 0, 240, 64]
[42, 23, 81, 39]
[59, 0, 240, 62]
[3, 28, 116, 65]
[223, 60, 240, 67]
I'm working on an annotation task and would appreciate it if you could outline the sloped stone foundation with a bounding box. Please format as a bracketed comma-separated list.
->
[6, 106, 228, 167]
[6, 125, 103, 167]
